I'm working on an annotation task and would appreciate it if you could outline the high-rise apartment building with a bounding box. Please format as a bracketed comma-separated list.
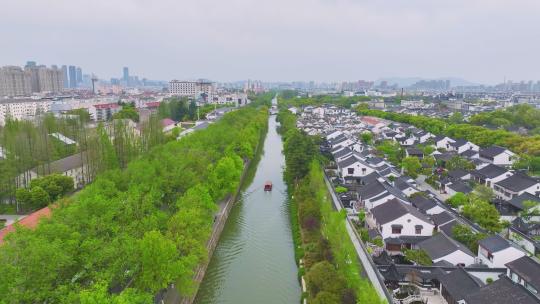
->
[0, 66, 32, 96]
[123, 67, 129, 85]
[36, 65, 63, 92]
[68, 66, 77, 88]
[76, 67, 82, 85]
[61, 65, 69, 88]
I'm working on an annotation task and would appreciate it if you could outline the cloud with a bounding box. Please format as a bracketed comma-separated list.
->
[1, 0, 539, 83]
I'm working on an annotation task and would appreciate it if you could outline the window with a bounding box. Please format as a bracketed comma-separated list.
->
[415, 226, 422, 234]
[361, 168, 366, 174]
[391, 226, 402, 234]
[348, 168, 354, 174]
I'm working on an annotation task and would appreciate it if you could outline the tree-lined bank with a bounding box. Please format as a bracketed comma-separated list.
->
[0, 102, 269, 303]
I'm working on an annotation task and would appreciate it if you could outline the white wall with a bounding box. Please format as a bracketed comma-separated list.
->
[435, 250, 475, 266]
[478, 246, 526, 268]
[340, 162, 375, 178]
[379, 214, 434, 240]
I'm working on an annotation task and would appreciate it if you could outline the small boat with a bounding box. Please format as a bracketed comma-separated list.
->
[264, 181, 273, 191]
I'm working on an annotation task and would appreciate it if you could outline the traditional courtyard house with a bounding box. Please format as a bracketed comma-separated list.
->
[477, 235, 526, 268]
[448, 139, 479, 154]
[410, 194, 445, 215]
[494, 173, 540, 201]
[433, 135, 456, 150]
[472, 164, 512, 189]
[479, 145, 517, 167]
[417, 232, 476, 266]
[464, 275, 540, 304]
[338, 156, 376, 179]
[439, 266, 484, 304]
[369, 199, 434, 253]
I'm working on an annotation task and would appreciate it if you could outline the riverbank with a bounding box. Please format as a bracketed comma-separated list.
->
[194, 114, 301, 304]
[166, 110, 269, 304]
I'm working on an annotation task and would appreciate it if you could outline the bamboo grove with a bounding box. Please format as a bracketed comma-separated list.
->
[0, 103, 269, 303]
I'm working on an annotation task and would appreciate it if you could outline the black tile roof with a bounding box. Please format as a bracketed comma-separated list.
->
[479, 145, 509, 158]
[464, 276, 540, 304]
[439, 220, 458, 238]
[410, 195, 438, 212]
[472, 164, 509, 179]
[357, 180, 387, 200]
[430, 211, 454, 226]
[447, 169, 469, 180]
[439, 268, 483, 302]
[478, 235, 510, 253]
[418, 232, 474, 261]
[448, 180, 472, 194]
[508, 192, 540, 210]
[496, 173, 539, 193]
[371, 199, 430, 225]
[505, 256, 540, 291]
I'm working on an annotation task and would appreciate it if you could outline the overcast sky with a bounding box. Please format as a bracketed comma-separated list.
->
[1, 0, 539, 84]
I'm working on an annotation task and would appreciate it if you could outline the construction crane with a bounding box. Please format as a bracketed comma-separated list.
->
[91, 74, 98, 95]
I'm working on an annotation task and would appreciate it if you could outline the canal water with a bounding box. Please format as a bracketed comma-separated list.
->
[194, 115, 301, 304]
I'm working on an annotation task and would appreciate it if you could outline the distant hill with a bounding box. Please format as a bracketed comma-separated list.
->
[375, 77, 479, 88]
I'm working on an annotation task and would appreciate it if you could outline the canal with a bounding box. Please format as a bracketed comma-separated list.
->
[194, 114, 301, 304]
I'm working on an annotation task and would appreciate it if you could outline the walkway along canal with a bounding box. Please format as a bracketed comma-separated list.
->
[193, 115, 301, 304]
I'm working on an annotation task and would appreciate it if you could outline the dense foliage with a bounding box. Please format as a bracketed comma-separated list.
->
[357, 108, 540, 173]
[0, 105, 268, 303]
[0, 113, 166, 205]
[469, 104, 540, 133]
[15, 174, 74, 211]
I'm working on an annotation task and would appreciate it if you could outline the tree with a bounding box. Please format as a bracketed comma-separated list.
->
[446, 192, 468, 208]
[29, 186, 50, 209]
[135, 231, 187, 293]
[446, 155, 474, 170]
[462, 196, 502, 233]
[312, 291, 340, 304]
[360, 132, 373, 145]
[306, 261, 346, 296]
[113, 105, 139, 122]
[401, 156, 422, 178]
[520, 200, 540, 221]
[404, 249, 433, 266]
[448, 112, 464, 124]
[473, 185, 495, 202]
[452, 224, 486, 254]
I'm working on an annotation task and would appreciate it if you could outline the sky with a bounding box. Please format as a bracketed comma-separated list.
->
[1, 0, 539, 84]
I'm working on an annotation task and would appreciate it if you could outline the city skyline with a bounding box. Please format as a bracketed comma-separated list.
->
[1, 0, 539, 84]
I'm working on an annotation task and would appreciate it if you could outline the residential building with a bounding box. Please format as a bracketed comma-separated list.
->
[418, 232, 476, 266]
[479, 145, 517, 167]
[494, 173, 540, 200]
[168, 80, 215, 100]
[506, 256, 540, 298]
[472, 164, 512, 189]
[0, 98, 53, 126]
[0, 66, 32, 96]
[439, 268, 484, 304]
[464, 275, 540, 304]
[477, 235, 526, 268]
[369, 199, 434, 252]
[90, 103, 120, 121]
[68, 66, 77, 88]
